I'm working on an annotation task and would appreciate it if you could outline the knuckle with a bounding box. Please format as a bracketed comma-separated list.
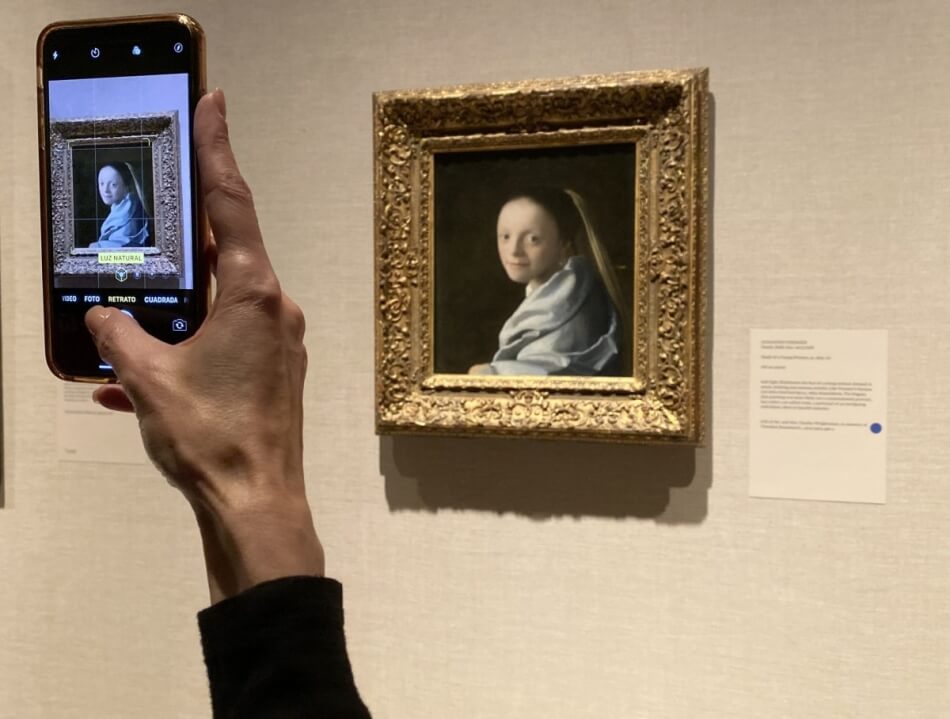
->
[284, 298, 307, 338]
[237, 274, 284, 315]
[207, 170, 254, 209]
[223, 250, 257, 279]
[226, 253, 281, 299]
[254, 276, 284, 307]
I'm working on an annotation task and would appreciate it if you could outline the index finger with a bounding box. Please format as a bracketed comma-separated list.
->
[194, 90, 275, 284]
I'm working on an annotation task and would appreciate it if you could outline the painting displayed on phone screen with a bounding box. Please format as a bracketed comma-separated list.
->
[47, 73, 194, 289]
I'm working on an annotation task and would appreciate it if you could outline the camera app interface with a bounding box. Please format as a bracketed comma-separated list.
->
[49, 74, 193, 285]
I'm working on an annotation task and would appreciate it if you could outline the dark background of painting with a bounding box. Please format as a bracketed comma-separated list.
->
[71, 142, 154, 248]
[433, 143, 636, 375]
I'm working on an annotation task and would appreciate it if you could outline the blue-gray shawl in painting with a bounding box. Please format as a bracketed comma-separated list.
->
[481, 255, 620, 376]
[91, 193, 150, 249]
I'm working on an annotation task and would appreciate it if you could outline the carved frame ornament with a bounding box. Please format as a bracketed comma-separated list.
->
[49, 112, 183, 278]
[374, 69, 708, 443]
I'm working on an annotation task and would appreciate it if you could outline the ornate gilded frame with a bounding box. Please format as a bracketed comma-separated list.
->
[49, 112, 184, 278]
[374, 69, 708, 443]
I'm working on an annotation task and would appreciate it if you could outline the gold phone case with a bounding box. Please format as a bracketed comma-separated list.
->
[36, 14, 209, 382]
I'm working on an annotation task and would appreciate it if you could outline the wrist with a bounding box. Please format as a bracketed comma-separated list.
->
[197, 488, 325, 601]
[226, 493, 325, 585]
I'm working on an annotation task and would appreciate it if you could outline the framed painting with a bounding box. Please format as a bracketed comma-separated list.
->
[374, 69, 709, 443]
[48, 112, 184, 282]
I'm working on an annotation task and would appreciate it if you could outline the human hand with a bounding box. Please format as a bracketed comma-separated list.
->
[84, 90, 323, 602]
[468, 363, 491, 375]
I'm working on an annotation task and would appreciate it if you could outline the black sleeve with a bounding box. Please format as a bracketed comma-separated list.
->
[197, 576, 372, 718]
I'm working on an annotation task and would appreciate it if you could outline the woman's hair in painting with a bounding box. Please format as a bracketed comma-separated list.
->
[502, 186, 629, 333]
[504, 187, 584, 253]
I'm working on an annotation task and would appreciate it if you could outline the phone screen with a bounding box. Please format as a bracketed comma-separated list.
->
[38, 18, 206, 380]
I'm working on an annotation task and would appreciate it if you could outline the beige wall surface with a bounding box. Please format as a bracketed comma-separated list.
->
[2, 0, 949, 716]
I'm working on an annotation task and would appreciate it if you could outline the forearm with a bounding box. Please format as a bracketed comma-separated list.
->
[195, 489, 325, 604]
[199, 576, 371, 718]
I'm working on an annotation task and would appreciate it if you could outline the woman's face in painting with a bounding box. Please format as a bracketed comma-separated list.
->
[496, 197, 567, 292]
[98, 166, 129, 206]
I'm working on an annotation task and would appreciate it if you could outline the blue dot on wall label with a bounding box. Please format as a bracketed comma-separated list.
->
[870, 423, 883, 434]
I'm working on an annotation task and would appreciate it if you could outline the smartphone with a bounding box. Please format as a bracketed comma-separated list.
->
[37, 14, 208, 382]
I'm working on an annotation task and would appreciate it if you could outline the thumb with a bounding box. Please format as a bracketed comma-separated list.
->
[84, 306, 164, 381]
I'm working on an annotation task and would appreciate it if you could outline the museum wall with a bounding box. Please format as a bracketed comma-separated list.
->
[2, 0, 949, 716]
